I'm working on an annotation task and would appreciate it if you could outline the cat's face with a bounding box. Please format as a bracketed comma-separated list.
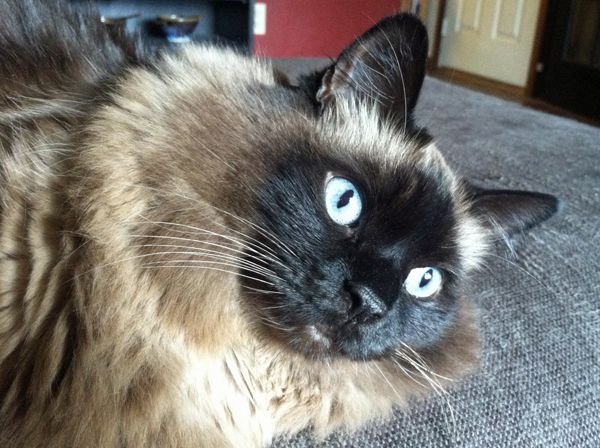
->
[237, 15, 558, 361]
[246, 150, 463, 360]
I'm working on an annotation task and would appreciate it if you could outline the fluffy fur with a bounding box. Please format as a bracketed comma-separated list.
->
[0, 1, 558, 447]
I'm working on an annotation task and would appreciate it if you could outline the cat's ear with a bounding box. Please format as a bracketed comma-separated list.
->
[466, 184, 562, 238]
[314, 14, 428, 126]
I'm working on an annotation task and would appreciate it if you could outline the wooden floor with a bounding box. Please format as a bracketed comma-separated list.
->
[428, 67, 600, 128]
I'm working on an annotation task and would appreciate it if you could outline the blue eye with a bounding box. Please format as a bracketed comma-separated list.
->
[324, 177, 363, 226]
[404, 267, 443, 298]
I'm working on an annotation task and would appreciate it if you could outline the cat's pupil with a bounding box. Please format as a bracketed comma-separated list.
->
[419, 269, 433, 288]
[337, 190, 354, 209]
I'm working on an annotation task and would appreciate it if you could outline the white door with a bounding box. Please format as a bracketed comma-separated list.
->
[438, 0, 541, 87]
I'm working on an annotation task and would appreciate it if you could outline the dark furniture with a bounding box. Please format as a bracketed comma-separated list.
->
[536, 0, 600, 119]
[70, 0, 254, 51]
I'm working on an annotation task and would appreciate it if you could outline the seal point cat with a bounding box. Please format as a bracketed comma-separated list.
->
[0, 1, 559, 446]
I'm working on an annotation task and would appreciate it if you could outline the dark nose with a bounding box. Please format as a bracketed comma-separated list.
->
[345, 282, 388, 325]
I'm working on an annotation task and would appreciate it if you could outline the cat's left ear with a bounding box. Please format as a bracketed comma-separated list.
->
[466, 184, 562, 238]
[314, 14, 428, 127]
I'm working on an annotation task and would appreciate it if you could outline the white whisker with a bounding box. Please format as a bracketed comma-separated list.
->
[141, 264, 276, 287]
[143, 257, 281, 281]
[137, 219, 291, 271]
[131, 243, 280, 277]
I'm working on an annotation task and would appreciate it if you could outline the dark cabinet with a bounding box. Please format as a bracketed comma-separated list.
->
[70, 0, 254, 52]
[536, 0, 600, 119]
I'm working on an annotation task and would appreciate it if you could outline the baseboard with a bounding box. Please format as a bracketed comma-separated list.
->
[428, 67, 526, 100]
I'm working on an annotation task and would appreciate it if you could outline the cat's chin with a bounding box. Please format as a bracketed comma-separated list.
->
[272, 321, 395, 362]
[293, 324, 339, 360]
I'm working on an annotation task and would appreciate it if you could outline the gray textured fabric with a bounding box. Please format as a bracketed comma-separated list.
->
[272, 68, 600, 447]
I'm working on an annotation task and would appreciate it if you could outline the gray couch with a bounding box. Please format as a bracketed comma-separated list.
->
[273, 64, 600, 447]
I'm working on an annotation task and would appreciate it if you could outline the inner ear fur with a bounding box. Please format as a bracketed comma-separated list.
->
[313, 14, 429, 129]
[465, 183, 562, 238]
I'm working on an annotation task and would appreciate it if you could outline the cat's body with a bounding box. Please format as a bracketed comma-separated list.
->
[0, 1, 558, 447]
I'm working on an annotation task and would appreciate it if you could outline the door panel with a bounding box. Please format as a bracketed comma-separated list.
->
[455, 0, 483, 32]
[494, 0, 524, 41]
[439, 0, 541, 86]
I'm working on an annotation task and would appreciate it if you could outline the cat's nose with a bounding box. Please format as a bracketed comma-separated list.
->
[344, 282, 387, 325]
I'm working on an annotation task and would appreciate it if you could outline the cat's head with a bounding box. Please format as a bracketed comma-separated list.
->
[237, 15, 559, 361]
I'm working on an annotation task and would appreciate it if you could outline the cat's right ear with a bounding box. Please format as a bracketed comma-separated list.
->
[465, 183, 562, 240]
[306, 14, 428, 128]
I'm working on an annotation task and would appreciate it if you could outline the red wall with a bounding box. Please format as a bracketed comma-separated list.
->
[254, 0, 402, 58]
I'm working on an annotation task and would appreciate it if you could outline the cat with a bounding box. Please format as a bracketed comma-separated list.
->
[0, 1, 559, 447]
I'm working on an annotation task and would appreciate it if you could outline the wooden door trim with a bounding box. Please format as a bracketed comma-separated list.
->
[525, 0, 549, 97]
[427, 0, 447, 69]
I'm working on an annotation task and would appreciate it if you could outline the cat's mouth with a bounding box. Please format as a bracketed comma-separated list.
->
[241, 268, 409, 360]
[282, 323, 338, 359]
[287, 318, 394, 361]
[305, 325, 333, 349]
